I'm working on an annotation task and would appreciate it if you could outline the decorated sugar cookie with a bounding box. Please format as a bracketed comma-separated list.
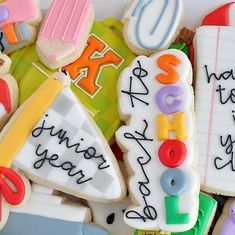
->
[36, 0, 95, 69]
[0, 168, 30, 231]
[213, 198, 235, 235]
[88, 196, 134, 235]
[194, 26, 235, 195]
[0, 72, 126, 202]
[11, 19, 136, 142]
[0, 0, 41, 54]
[134, 193, 217, 235]
[173, 193, 217, 235]
[116, 49, 199, 232]
[0, 183, 110, 235]
[122, 0, 183, 55]
[0, 52, 18, 130]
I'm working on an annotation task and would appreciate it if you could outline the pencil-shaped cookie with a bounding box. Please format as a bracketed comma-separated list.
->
[37, 0, 95, 69]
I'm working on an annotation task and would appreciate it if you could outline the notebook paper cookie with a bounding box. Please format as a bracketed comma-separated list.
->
[122, 0, 183, 55]
[116, 49, 199, 232]
[0, 72, 126, 202]
[195, 26, 235, 195]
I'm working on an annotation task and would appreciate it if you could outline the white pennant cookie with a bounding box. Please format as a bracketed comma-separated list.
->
[0, 72, 126, 202]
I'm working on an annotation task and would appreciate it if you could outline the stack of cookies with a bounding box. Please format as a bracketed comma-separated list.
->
[0, 1, 234, 235]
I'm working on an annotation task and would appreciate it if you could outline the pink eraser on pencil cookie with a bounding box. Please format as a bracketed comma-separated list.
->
[36, 0, 95, 70]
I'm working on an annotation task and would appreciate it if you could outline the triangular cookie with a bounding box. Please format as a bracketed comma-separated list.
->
[0, 72, 126, 202]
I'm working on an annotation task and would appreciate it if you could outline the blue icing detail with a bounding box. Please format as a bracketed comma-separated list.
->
[133, 0, 180, 50]
[160, 168, 189, 196]
[83, 224, 110, 235]
[0, 212, 110, 235]
[0, 22, 30, 52]
[131, 0, 144, 17]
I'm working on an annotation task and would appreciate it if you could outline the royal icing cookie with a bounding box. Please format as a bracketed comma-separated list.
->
[0, 72, 126, 202]
[172, 193, 217, 235]
[0, 52, 18, 130]
[11, 19, 136, 142]
[88, 196, 134, 235]
[116, 49, 199, 232]
[0, 0, 41, 54]
[122, 0, 183, 55]
[194, 25, 235, 195]
[0, 168, 30, 231]
[213, 198, 235, 235]
[36, 0, 95, 69]
[0, 183, 110, 235]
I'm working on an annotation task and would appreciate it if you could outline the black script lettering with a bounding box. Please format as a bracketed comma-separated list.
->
[216, 85, 235, 104]
[214, 135, 235, 171]
[34, 144, 92, 184]
[32, 114, 110, 170]
[121, 60, 149, 108]
[205, 65, 235, 84]
[0, 32, 4, 52]
[124, 120, 157, 222]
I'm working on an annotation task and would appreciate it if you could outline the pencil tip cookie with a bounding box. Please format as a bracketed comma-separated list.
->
[0, 0, 42, 54]
[116, 49, 199, 232]
[0, 52, 18, 131]
[0, 71, 126, 202]
[122, 0, 183, 55]
[36, 0, 95, 69]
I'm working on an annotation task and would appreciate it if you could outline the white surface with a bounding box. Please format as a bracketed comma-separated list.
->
[40, 0, 235, 27]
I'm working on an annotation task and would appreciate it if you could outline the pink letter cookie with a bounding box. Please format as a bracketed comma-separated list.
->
[195, 24, 235, 194]
[37, 0, 95, 69]
[116, 49, 199, 232]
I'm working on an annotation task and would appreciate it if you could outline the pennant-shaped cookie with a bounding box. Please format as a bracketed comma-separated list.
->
[0, 72, 126, 202]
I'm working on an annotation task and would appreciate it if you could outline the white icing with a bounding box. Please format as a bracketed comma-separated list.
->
[116, 49, 198, 232]
[52, 72, 71, 87]
[0, 104, 6, 119]
[195, 26, 235, 195]
[88, 196, 134, 235]
[229, 4, 235, 27]
[31, 184, 54, 195]
[37, 39, 77, 62]
[0, 53, 11, 75]
[13, 86, 125, 201]
[11, 184, 91, 223]
[123, 0, 183, 54]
